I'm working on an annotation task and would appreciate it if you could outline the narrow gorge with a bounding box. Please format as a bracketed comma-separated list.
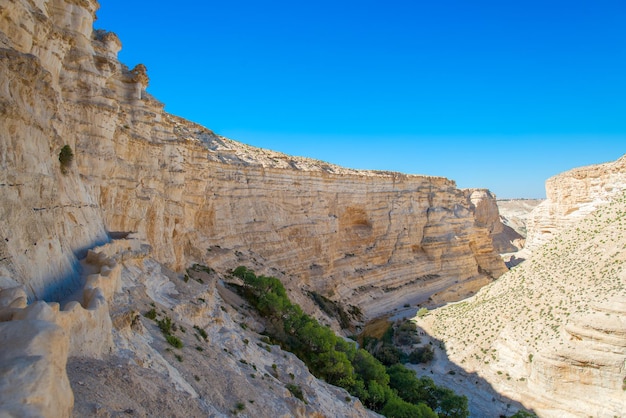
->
[417, 158, 626, 417]
[0, 0, 506, 314]
[0, 1, 509, 416]
[1, 1, 623, 417]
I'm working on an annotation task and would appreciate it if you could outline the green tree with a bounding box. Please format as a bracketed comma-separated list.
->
[433, 385, 469, 418]
[232, 266, 249, 278]
[365, 380, 392, 410]
[408, 345, 434, 364]
[353, 349, 389, 387]
[313, 350, 355, 387]
[380, 395, 437, 418]
[388, 365, 437, 406]
[387, 365, 468, 417]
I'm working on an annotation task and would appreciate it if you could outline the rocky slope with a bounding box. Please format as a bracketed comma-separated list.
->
[0, 0, 514, 416]
[0, 0, 506, 320]
[1, 238, 379, 417]
[417, 175, 626, 416]
[525, 155, 626, 253]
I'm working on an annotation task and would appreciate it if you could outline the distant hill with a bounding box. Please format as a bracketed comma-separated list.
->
[496, 199, 543, 238]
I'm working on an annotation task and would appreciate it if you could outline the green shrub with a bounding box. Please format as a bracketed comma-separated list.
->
[193, 325, 208, 341]
[286, 383, 306, 402]
[58, 145, 74, 174]
[374, 344, 403, 366]
[144, 308, 157, 320]
[408, 346, 434, 364]
[396, 321, 420, 345]
[157, 316, 173, 335]
[166, 335, 183, 349]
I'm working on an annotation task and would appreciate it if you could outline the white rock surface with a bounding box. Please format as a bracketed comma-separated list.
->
[0, 0, 507, 319]
[525, 155, 626, 252]
[419, 185, 626, 417]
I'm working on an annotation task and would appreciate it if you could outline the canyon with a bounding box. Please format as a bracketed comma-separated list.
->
[0, 0, 507, 318]
[0, 0, 509, 415]
[0, 0, 623, 417]
[418, 158, 626, 417]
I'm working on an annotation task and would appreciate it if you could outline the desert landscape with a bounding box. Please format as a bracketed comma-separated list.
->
[0, 1, 624, 417]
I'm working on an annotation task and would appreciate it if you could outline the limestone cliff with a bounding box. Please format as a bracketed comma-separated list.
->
[525, 155, 626, 252]
[0, 0, 506, 319]
[418, 161, 626, 417]
[496, 199, 543, 239]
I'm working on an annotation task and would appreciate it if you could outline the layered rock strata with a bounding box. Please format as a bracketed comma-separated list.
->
[0, 246, 120, 417]
[496, 199, 543, 239]
[418, 186, 626, 417]
[0, 0, 506, 318]
[525, 155, 626, 252]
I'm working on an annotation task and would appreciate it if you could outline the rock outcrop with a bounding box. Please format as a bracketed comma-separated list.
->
[496, 199, 543, 239]
[525, 155, 626, 252]
[0, 245, 120, 417]
[470, 189, 526, 254]
[418, 167, 626, 417]
[0, 0, 511, 415]
[0, 0, 507, 321]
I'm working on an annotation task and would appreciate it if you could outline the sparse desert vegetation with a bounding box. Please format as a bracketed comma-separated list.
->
[418, 192, 626, 416]
[231, 266, 468, 417]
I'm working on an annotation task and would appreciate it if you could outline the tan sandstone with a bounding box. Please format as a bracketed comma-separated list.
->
[525, 155, 626, 252]
[417, 162, 626, 417]
[0, 0, 514, 416]
[0, 0, 506, 320]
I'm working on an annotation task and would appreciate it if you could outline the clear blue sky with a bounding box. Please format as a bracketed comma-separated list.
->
[96, 1, 625, 198]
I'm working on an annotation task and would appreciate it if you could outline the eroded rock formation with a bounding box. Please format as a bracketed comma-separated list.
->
[0, 245, 120, 417]
[0, 0, 506, 319]
[525, 155, 626, 252]
[418, 162, 626, 417]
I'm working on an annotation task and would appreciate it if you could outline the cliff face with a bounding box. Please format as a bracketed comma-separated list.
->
[418, 159, 626, 417]
[525, 155, 626, 252]
[0, 0, 109, 300]
[0, 0, 506, 315]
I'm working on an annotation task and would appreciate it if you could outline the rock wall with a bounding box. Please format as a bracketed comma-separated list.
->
[470, 189, 525, 254]
[419, 176, 626, 417]
[525, 154, 626, 252]
[0, 246, 121, 417]
[0, 0, 506, 318]
[0, 0, 109, 301]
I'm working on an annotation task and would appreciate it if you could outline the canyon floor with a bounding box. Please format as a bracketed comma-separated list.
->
[417, 192, 626, 417]
[1, 1, 624, 416]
